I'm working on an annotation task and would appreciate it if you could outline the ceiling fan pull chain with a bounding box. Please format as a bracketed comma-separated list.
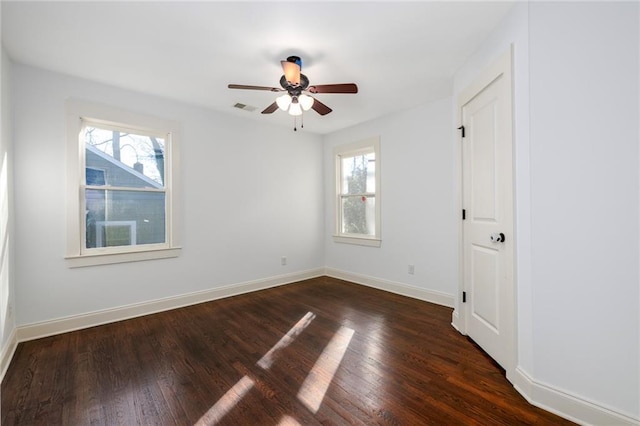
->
[301, 114, 304, 129]
[294, 116, 297, 132]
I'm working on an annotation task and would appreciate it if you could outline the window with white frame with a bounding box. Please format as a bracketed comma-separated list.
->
[333, 137, 381, 247]
[66, 100, 181, 267]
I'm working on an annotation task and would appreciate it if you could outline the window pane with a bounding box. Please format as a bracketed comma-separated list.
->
[341, 152, 375, 194]
[84, 126, 165, 188]
[86, 167, 106, 185]
[86, 189, 165, 249]
[341, 195, 375, 236]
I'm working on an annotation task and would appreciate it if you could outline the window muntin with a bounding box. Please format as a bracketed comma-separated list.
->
[81, 122, 169, 253]
[334, 138, 381, 246]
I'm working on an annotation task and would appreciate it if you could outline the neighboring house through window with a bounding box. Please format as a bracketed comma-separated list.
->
[66, 100, 181, 267]
[333, 136, 381, 247]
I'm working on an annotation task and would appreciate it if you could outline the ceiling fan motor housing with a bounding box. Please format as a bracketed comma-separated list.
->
[280, 74, 309, 95]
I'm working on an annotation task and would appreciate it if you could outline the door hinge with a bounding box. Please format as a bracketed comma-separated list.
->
[462, 209, 466, 220]
[462, 291, 467, 303]
[457, 125, 465, 138]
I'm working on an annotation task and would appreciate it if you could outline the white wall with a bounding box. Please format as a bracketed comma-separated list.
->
[455, 2, 639, 422]
[323, 98, 457, 303]
[528, 2, 639, 419]
[1, 41, 18, 373]
[12, 64, 324, 326]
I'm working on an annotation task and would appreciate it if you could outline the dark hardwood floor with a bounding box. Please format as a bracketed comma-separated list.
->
[2, 276, 574, 425]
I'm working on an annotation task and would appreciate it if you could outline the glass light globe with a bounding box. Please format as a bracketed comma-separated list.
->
[299, 94, 314, 111]
[288, 102, 303, 116]
[276, 94, 292, 111]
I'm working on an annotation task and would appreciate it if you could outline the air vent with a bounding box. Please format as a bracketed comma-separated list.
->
[233, 103, 257, 112]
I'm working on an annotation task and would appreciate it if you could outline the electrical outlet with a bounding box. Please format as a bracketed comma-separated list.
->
[281, 256, 287, 266]
[408, 264, 415, 275]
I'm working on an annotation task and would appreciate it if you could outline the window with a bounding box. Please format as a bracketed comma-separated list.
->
[333, 137, 381, 247]
[66, 100, 181, 267]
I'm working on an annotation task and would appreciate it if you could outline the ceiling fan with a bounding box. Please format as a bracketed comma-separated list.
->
[228, 56, 358, 128]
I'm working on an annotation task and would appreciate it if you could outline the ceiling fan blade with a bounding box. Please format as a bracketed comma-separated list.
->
[308, 83, 358, 94]
[261, 102, 279, 114]
[310, 97, 332, 116]
[281, 60, 301, 86]
[228, 84, 282, 92]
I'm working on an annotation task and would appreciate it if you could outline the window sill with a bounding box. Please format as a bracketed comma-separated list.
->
[65, 247, 182, 268]
[332, 235, 381, 247]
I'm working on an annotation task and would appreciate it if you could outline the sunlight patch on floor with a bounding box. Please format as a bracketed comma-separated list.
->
[277, 414, 302, 426]
[197, 312, 354, 422]
[257, 311, 316, 369]
[194, 375, 254, 426]
[297, 325, 355, 413]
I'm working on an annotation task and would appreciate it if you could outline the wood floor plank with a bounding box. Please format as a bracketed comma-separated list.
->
[2, 276, 575, 425]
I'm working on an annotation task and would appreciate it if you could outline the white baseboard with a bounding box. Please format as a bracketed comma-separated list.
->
[16, 268, 324, 343]
[451, 309, 462, 333]
[513, 367, 640, 426]
[1, 327, 18, 383]
[324, 267, 454, 308]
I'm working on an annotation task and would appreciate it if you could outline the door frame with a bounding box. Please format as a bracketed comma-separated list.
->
[454, 46, 517, 380]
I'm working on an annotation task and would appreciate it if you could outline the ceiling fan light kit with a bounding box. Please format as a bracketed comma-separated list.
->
[276, 93, 314, 115]
[228, 55, 358, 130]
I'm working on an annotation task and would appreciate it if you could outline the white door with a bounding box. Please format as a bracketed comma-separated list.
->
[460, 50, 514, 371]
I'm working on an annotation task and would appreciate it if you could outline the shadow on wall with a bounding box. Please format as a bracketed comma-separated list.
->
[1, 153, 12, 340]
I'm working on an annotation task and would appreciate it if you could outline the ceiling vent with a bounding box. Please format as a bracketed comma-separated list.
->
[233, 103, 257, 112]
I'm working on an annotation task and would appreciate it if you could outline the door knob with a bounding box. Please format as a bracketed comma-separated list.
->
[490, 233, 505, 243]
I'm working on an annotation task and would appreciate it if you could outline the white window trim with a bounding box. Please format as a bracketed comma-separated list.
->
[333, 136, 381, 247]
[65, 99, 182, 267]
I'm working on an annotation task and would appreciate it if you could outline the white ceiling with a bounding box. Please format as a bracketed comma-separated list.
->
[2, 1, 514, 134]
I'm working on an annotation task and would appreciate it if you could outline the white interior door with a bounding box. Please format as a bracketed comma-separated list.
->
[460, 50, 514, 372]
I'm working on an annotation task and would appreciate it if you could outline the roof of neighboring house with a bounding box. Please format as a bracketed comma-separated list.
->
[86, 144, 163, 189]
